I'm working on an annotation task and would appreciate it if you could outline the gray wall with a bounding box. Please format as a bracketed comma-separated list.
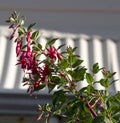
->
[0, 0, 120, 39]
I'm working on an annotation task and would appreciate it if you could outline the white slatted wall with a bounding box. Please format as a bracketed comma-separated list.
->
[0, 26, 120, 93]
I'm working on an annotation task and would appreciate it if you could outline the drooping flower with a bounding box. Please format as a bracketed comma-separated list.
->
[46, 46, 62, 60]
[18, 49, 37, 71]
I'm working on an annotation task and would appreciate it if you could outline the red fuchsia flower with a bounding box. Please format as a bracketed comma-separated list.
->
[18, 49, 37, 71]
[16, 38, 22, 56]
[46, 46, 62, 60]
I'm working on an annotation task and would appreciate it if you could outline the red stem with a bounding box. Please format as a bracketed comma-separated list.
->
[86, 102, 97, 117]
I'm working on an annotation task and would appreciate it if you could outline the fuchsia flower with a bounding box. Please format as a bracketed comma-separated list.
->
[16, 38, 22, 56]
[16, 31, 39, 74]
[19, 50, 36, 70]
[46, 46, 63, 60]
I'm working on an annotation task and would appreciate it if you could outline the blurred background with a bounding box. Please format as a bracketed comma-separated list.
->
[0, 0, 120, 123]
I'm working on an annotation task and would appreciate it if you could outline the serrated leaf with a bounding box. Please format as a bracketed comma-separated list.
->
[86, 73, 94, 83]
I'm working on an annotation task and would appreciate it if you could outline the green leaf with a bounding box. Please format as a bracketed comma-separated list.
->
[31, 31, 40, 40]
[100, 79, 109, 88]
[32, 45, 40, 51]
[92, 63, 100, 74]
[18, 27, 26, 35]
[22, 44, 27, 49]
[19, 18, 25, 26]
[46, 38, 58, 47]
[72, 67, 87, 82]
[10, 17, 15, 22]
[58, 59, 69, 70]
[48, 83, 56, 93]
[50, 76, 61, 84]
[68, 55, 77, 64]
[37, 43, 42, 49]
[52, 90, 67, 107]
[87, 85, 95, 94]
[86, 73, 94, 83]
[57, 44, 65, 50]
[72, 59, 83, 68]
[27, 23, 36, 31]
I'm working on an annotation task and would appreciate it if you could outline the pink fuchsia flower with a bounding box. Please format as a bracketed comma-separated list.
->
[46, 46, 63, 60]
[16, 38, 22, 56]
[26, 32, 31, 51]
[18, 49, 37, 71]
